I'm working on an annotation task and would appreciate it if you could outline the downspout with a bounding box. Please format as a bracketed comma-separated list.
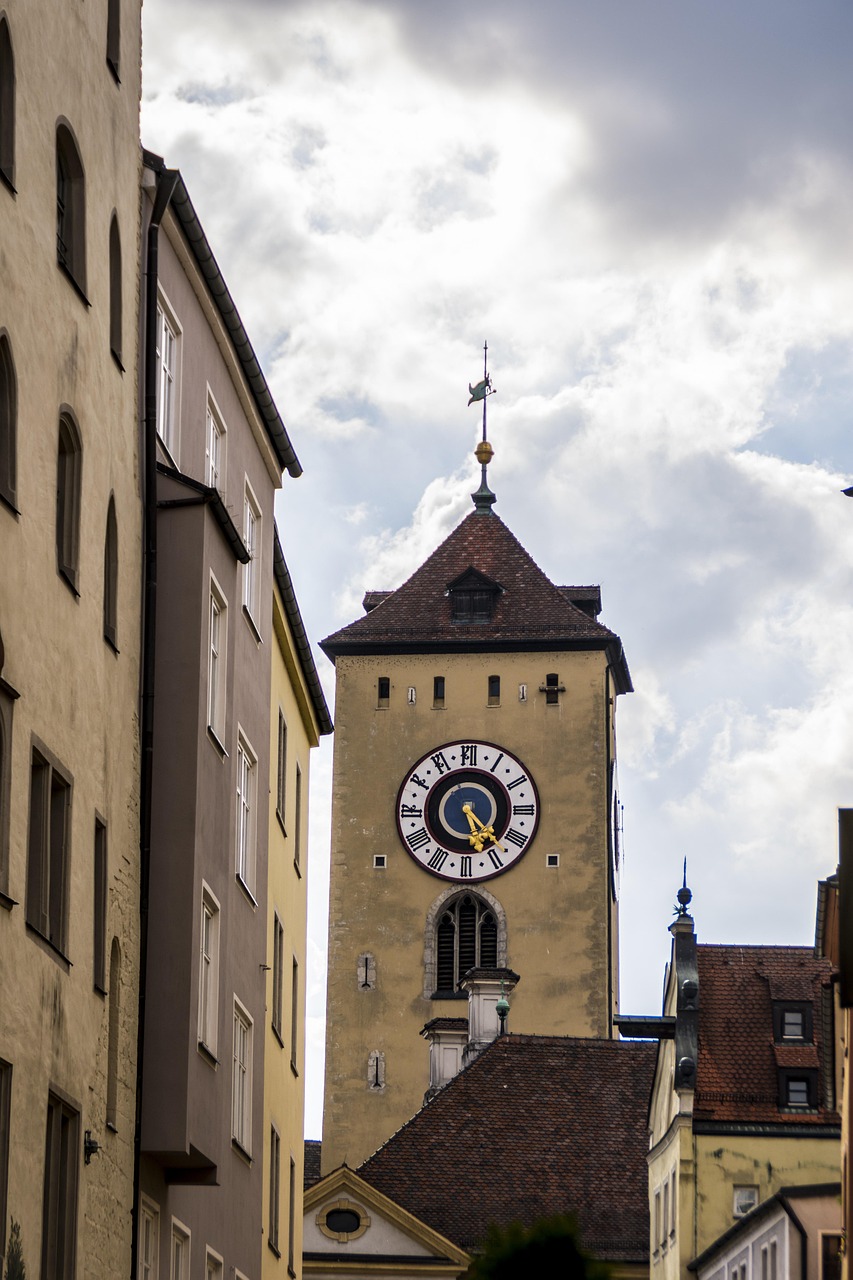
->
[131, 164, 179, 1280]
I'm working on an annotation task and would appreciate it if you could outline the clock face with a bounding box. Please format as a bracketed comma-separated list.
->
[395, 740, 540, 882]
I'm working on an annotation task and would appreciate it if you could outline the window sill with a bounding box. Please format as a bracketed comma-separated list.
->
[231, 1137, 252, 1165]
[94, 982, 107, 998]
[292, 858, 302, 880]
[26, 922, 72, 969]
[57, 259, 91, 307]
[242, 604, 263, 644]
[267, 1240, 281, 1259]
[106, 1120, 118, 1134]
[288, 1266, 296, 1279]
[198, 1040, 219, 1068]
[0, 490, 20, 517]
[0, 889, 18, 911]
[110, 348, 125, 374]
[207, 725, 228, 759]
[276, 810, 286, 838]
[236, 874, 258, 908]
[107, 56, 121, 85]
[104, 631, 120, 655]
[58, 566, 80, 598]
[0, 168, 16, 196]
[290, 1060, 299, 1079]
[272, 1024, 284, 1049]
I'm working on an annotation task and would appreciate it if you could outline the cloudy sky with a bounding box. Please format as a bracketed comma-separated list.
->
[141, 0, 853, 1136]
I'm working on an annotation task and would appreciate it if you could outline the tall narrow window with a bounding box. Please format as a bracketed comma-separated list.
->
[56, 123, 86, 290]
[139, 1198, 160, 1280]
[232, 1000, 252, 1154]
[0, 684, 14, 898]
[433, 676, 445, 707]
[198, 885, 220, 1055]
[103, 496, 118, 647]
[0, 332, 16, 508]
[41, 1093, 80, 1280]
[377, 676, 390, 707]
[155, 296, 179, 459]
[0, 1058, 10, 1261]
[272, 913, 284, 1040]
[294, 763, 303, 873]
[290, 956, 299, 1071]
[235, 734, 257, 895]
[268, 1125, 281, 1254]
[93, 818, 107, 991]
[275, 711, 287, 828]
[207, 579, 227, 743]
[242, 484, 261, 625]
[288, 1156, 296, 1275]
[0, 18, 15, 189]
[27, 747, 72, 953]
[487, 674, 500, 706]
[205, 398, 225, 491]
[434, 893, 497, 994]
[545, 672, 561, 705]
[56, 413, 82, 591]
[205, 1251, 223, 1280]
[109, 216, 122, 362]
[170, 1220, 190, 1280]
[106, 937, 121, 1128]
[106, 0, 120, 79]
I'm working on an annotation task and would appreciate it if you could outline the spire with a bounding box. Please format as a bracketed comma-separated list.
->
[675, 857, 693, 917]
[469, 341, 497, 514]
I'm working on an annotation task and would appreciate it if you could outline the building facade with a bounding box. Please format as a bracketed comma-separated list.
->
[319, 468, 632, 1170]
[0, 0, 144, 1274]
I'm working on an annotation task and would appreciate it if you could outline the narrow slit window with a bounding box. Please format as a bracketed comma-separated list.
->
[545, 673, 560, 705]
[56, 413, 82, 591]
[103, 496, 118, 646]
[487, 675, 500, 706]
[0, 18, 15, 188]
[56, 124, 86, 290]
[106, 937, 121, 1127]
[0, 332, 16, 508]
[94, 818, 107, 990]
[433, 676, 445, 707]
[106, 0, 120, 79]
[109, 216, 122, 361]
[377, 676, 390, 707]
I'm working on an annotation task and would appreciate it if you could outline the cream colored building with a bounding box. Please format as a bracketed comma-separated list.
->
[263, 531, 332, 1280]
[0, 0, 143, 1274]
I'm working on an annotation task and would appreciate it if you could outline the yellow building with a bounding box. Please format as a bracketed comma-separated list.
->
[647, 894, 841, 1280]
[0, 0, 143, 1274]
[264, 530, 332, 1280]
[319, 456, 632, 1171]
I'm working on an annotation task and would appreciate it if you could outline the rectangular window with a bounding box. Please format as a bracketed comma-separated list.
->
[488, 674, 500, 706]
[653, 1190, 661, 1256]
[290, 957, 299, 1072]
[269, 1125, 281, 1254]
[272, 914, 284, 1041]
[433, 676, 445, 707]
[782, 1009, 804, 1038]
[232, 1001, 253, 1154]
[669, 1170, 676, 1237]
[733, 1186, 759, 1217]
[208, 579, 227, 743]
[198, 885, 220, 1056]
[787, 1077, 809, 1106]
[205, 396, 225, 492]
[761, 1246, 769, 1280]
[205, 1248, 223, 1280]
[41, 1092, 80, 1280]
[243, 483, 262, 625]
[235, 734, 257, 896]
[662, 1180, 669, 1248]
[170, 1220, 190, 1280]
[377, 676, 390, 707]
[139, 1197, 160, 1280]
[0, 688, 14, 897]
[821, 1235, 843, 1280]
[0, 1059, 10, 1260]
[94, 817, 107, 992]
[545, 672, 560, 705]
[26, 747, 72, 954]
[288, 1156, 296, 1275]
[155, 298, 179, 459]
[770, 1241, 777, 1280]
[294, 764, 303, 873]
[276, 711, 287, 828]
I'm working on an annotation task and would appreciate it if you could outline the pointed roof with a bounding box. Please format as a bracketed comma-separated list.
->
[357, 1033, 656, 1261]
[321, 513, 632, 692]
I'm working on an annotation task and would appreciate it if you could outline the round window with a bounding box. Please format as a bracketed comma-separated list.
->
[326, 1209, 361, 1234]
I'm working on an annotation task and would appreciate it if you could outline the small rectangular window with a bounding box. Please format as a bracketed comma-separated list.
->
[733, 1186, 759, 1217]
[377, 677, 390, 706]
[488, 675, 500, 706]
[546, 853, 560, 868]
[545, 672, 560, 705]
[272, 913, 284, 1041]
[26, 747, 72, 954]
[770, 1242, 777, 1280]
[276, 711, 287, 828]
[198, 885, 220, 1055]
[374, 854, 387, 869]
[787, 1077, 809, 1106]
[232, 1001, 253, 1154]
[433, 676, 445, 707]
[268, 1125, 281, 1254]
[782, 1009, 804, 1038]
[822, 1235, 843, 1280]
[653, 1190, 661, 1257]
[205, 1250, 223, 1280]
[94, 818, 107, 992]
[42, 1093, 80, 1280]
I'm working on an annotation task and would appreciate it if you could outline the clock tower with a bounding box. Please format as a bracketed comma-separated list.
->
[319, 433, 631, 1172]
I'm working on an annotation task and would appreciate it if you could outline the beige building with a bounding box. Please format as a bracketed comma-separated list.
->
[263, 532, 332, 1280]
[0, 0, 144, 1275]
[319, 465, 632, 1171]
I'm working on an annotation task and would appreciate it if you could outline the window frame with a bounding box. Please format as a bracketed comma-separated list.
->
[155, 291, 181, 462]
[55, 121, 86, 294]
[275, 710, 287, 831]
[0, 330, 17, 510]
[272, 912, 284, 1042]
[106, 0, 120, 80]
[231, 998, 253, 1156]
[0, 682, 14, 899]
[207, 576, 227, 747]
[139, 1196, 160, 1280]
[205, 392, 226, 493]
[26, 742, 73, 957]
[56, 411, 83, 592]
[0, 1058, 10, 1260]
[41, 1091, 80, 1280]
[290, 955, 299, 1074]
[103, 495, 118, 647]
[242, 480, 262, 629]
[293, 762, 303, 875]
[268, 1124, 281, 1256]
[109, 215, 123, 364]
[0, 17, 15, 191]
[106, 937, 121, 1128]
[235, 731, 258, 897]
[198, 883, 220, 1058]
[170, 1218, 190, 1280]
[204, 1247, 223, 1280]
[434, 892, 499, 996]
[93, 816, 108, 992]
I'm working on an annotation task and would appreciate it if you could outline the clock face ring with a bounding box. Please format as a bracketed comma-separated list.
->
[395, 740, 539, 882]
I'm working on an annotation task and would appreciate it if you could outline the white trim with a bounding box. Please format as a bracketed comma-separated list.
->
[207, 574, 228, 742]
[170, 1217, 191, 1280]
[235, 729, 258, 895]
[232, 996, 253, 1154]
[204, 1246, 224, 1280]
[155, 288, 181, 463]
[242, 478, 262, 627]
[139, 1195, 160, 1280]
[205, 388, 226, 494]
[198, 882, 221, 1056]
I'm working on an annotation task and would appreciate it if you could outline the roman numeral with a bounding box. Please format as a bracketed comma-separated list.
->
[489, 752, 505, 773]
[506, 775, 528, 791]
[504, 827, 528, 848]
[459, 856, 472, 878]
[427, 849, 448, 871]
[406, 827, 430, 851]
[486, 849, 504, 869]
[512, 804, 535, 816]
[431, 751, 450, 774]
[400, 805, 423, 818]
[460, 744, 478, 767]
[410, 772, 429, 791]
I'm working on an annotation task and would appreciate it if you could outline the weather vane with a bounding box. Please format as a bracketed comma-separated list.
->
[469, 341, 497, 514]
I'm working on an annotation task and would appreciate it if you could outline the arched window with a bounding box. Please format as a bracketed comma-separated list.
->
[434, 893, 498, 995]
[103, 496, 117, 646]
[56, 412, 82, 590]
[0, 16, 14, 188]
[109, 215, 122, 362]
[106, 0, 120, 80]
[0, 331, 16, 508]
[56, 123, 86, 290]
[106, 937, 121, 1128]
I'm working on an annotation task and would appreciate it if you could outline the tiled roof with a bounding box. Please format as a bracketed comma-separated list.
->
[694, 945, 838, 1125]
[321, 513, 632, 690]
[358, 1033, 656, 1261]
[304, 1139, 322, 1190]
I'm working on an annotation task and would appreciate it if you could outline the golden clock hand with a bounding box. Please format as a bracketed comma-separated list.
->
[462, 804, 486, 851]
[465, 805, 506, 853]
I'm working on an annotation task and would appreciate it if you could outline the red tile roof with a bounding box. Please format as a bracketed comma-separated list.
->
[694, 945, 838, 1125]
[358, 1033, 656, 1261]
[321, 513, 632, 690]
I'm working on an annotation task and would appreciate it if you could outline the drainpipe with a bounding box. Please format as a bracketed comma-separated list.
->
[131, 162, 179, 1280]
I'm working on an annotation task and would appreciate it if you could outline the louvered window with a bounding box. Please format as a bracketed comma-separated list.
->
[434, 894, 498, 994]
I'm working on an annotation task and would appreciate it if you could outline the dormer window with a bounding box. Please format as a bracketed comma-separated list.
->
[783, 1009, 804, 1039]
[773, 1002, 811, 1042]
[777, 1067, 818, 1110]
[447, 567, 503, 625]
